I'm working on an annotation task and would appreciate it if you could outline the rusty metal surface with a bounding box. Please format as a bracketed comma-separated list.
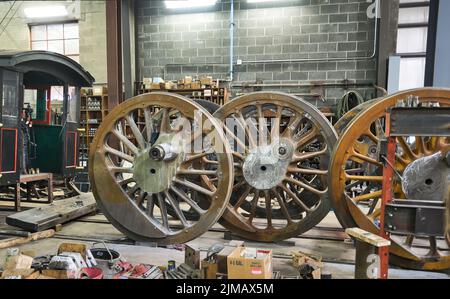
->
[89, 92, 233, 245]
[214, 92, 338, 242]
[329, 88, 450, 270]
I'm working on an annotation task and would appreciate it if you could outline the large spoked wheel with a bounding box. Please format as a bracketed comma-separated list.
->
[214, 92, 338, 242]
[329, 88, 450, 270]
[89, 92, 233, 245]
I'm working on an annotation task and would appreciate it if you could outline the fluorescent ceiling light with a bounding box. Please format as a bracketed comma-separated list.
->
[165, 0, 217, 9]
[247, 0, 289, 3]
[24, 5, 68, 18]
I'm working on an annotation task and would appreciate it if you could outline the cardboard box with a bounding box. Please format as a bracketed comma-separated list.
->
[184, 76, 193, 84]
[227, 247, 272, 279]
[4, 254, 33, 270]
[191, 82, 201, 89]
[200, 76, 213, 86]
[150, 83, 162, 90]
[1, 269, 39, 279]
[93, 86, 108, 96]
[164, 81, 177, 90]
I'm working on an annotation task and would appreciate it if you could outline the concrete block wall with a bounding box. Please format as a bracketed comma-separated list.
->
[136, 0, 378, 108]
[0, 1, 107, 84]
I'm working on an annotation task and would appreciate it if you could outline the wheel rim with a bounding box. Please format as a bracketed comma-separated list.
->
[89, 92, 233, 245]
[329, 88, 450, 270]
[214, 92, 338, 242]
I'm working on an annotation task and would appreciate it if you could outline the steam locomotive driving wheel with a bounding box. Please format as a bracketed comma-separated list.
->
[214, 92, 338, 242]
[329, 88, 450, 270]
[89, 93, 233, 245]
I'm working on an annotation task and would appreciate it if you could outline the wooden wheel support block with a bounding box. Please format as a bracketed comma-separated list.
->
[6, 193, 96, 232]
[345, 228, 390, 279]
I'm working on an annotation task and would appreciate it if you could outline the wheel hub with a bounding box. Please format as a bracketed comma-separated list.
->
[133, 134, 182, 194]
[243, 139, 293, 190]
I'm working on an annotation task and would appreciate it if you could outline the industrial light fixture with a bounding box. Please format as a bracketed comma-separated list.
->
[164, 0, 217, 9]
[247, 0, 289, 3]
[24, 5, 68, 18]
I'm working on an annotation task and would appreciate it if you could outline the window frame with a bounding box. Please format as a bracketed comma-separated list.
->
[396, 1, 431, 90]
[29, 21, 80, 62]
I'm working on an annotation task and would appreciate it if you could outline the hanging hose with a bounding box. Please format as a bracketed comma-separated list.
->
[336, 90, 365, 119]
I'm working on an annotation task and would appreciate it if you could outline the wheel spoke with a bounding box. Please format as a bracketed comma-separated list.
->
[247, 192, 259, 224]
[109, 166, 134, 174]
[125, 114, 146, 149]
[159, 108, 171, 133]
[281, 113, 301, 138]
[292, 144, 328, 162]
[295, 126, 319, 150]
[274, 189, 293, 224]
[349, 149, 383, 166]
[112, 128, 139, 155]
[105, 145, 134, 163]
[415, 136, 426, 155]
[346, 175, 383, 182]
[170, 185, 206, 214]
[223, 121, 247, 153]
[288, 166, 328, 176]
[270, 105, 282, 141]
[264, 191, 273, 228]
[285, 176, 327, 196]
[256, 104, 268, 146]
[135, 191, 147, 207]
[156, 193, 170, 230]
[173, 178, 215, 197]
[177, 169, 217, 176]
[234, 186, 252, 211]
[352, 190, 383, 202]
[143, 107, 153, 143]
[164, 190, 189, 227]
[279, 183, 312, 213]
[147, 194, 154, 217]
[398, 137, 416, 160]
[236, 111, 257, 150]
[118, 177, 135, 186]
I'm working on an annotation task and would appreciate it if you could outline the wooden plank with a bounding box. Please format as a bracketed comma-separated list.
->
[19, 173, 51, 183]
[5, 193, 96, 232]
[0, 229, 55, 249]
[345, 227, 391, 247]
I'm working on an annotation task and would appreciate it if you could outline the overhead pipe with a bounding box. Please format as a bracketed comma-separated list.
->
[229, 0, 235, 81]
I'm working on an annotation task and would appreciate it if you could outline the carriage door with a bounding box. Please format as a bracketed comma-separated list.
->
[0, 70, 21, 186]
[62, 85, 80, 178]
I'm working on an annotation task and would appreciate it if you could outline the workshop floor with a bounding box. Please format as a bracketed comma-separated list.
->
[0, 202, 449, 279]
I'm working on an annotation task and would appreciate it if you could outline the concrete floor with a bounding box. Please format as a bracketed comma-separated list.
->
[0, 203, 449, 279]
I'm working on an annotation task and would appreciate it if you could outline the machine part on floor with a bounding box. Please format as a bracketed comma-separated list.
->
[214, 92, 338, 242]
[185, 245, 200, 269]
[89, 92, 234, 245]
[90, 242, 121, 269]
[168, 260, 176, 271]
[329, 88, 450, 270]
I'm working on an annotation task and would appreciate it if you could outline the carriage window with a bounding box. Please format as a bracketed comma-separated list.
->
[67, 86, 78, 123]
[2, 70, 19, 118]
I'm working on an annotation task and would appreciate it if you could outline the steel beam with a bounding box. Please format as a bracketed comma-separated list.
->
[376, 0, 400, 96]
[106, 0, 123, 107]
